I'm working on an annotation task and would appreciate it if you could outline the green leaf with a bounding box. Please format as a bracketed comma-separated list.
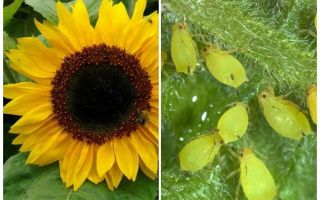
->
[161, 0, 316, 199]
[5, 12, 40, 38]
[24, 0, 58, 24]
[3, 32, 17, 51]
[4, 153, 157, 200]
[3, 32, 18, 83]
[3, 0, 24, 27]
[3, 122, 20, 163]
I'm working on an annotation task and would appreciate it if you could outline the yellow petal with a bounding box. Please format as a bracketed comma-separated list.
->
[10, 115, 54, 135]
[130, 145, 139, 181]
[138, 125, 158, 146]
[139, 41, 158, 72]
[108, 163, 123, 188]
[16, 37, 61, 73]
[12, 134, 28, 144]
[109, 2, 130, 46]
[6, 51, 54, 84]
[60, 140, 77, 183]
[113, 137, 133, 179]
[72, 0, 95, 46]
[73, 144, 93, 191]
[65, 142, 83, 187]
[88, 145, 105, 184]
[130, 131, 157, 174]
[26, 127, 63, 164]
[140, 158, 157, 180]
[122, 13, 158, 54]
[56, 1, 82, 50]
[10, 103, 52, 132]
[21, 119, 59, 152]
[131, 0, 146, 22]
[18, 131, 43, 152]
[97, 141, 115, 177]
[4, 82, 50, 99]
[95, 0, 113, 44]
[105, 174, 115, 191]
[141, 121, 158, 141]
[36, 134, 72, 166]
[4, 93, 50, 116]
[35, 19, 75, 57]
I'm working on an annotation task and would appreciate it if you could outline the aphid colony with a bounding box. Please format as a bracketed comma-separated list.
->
[169, 22, 316, 200]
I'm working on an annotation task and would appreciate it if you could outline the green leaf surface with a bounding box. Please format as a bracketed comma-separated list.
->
[3, 32, 18, 83]
[161, 0, 316, 199]
[3, 122, 19, 163]
[3, 0, 24, 27]
[24, 0, 58, 24]
[4, 153, 157, 200]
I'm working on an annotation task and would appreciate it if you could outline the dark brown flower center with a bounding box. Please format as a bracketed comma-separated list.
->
[51, 44, 152, 144]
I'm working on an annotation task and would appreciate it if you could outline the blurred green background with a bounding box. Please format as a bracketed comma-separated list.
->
[161, 0, 316, 199]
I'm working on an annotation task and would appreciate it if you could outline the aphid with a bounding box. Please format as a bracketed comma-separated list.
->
[240, 148, 276, 200]
[258, 86, 312, 140]
[307, 84, 317, 125]
[171, 23, 197, 75]
[136, 110, 148, 125]
[202, 46, 248, 88]
[179, 133, 223, 172]
[217, 102, 249, 143]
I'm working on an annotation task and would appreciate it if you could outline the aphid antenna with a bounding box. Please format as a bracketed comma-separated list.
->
[183, 15, 187, 26]
[226, 169, 240, 180]
[161, 69, 170, 79]
[235, 180, 241, 200]
[253, 149, 269, 160]
[226, 146, 240, 160]
[298, 29, 316, 38]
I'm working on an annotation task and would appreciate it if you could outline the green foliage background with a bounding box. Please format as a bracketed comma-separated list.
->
[161, 0, 316, 199]
[3, 0, 158, 199]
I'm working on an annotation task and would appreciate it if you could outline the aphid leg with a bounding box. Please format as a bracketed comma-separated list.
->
[225, 102, 237, 108]
[280, 90, 294, 98]
[299, 29, 316, 38]
[187, 65, 191, 74]
[235, 179, 241, 200]
[226, 169, 240, 179]
[226, 147, 239, 159]
[161, 69, 170, 79]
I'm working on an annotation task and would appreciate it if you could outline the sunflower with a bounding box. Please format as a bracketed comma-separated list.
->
[4, 0, 158, 191]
